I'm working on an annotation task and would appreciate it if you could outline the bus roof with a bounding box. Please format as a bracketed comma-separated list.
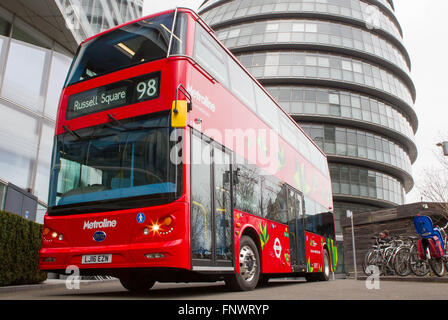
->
[81, 8, 186, 45]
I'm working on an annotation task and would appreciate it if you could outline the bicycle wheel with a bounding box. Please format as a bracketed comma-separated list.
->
[409, 244, 430, 277]
[394, 247, 411, 276]
[429, 257, 445, 277]
[383, 246, 396, 275]
[362, 249, 375, 276]
[364, 250, 384, 276]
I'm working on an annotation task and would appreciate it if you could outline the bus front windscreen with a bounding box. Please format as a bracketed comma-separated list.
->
[65, 12, 187, 86]
[48, 113, 182, 211]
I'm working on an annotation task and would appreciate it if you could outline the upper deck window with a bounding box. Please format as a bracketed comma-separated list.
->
[65, 12, 187, 86]
[193, 24, 229, 87]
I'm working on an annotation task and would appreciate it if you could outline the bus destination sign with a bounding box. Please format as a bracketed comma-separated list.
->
[66, 72, 160, 119]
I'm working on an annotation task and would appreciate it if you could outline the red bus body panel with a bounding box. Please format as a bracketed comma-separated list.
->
[234, 211, 292, 274]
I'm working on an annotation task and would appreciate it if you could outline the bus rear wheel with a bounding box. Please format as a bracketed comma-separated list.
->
[306, 249, 331, 282]
[119, 273, 155, 293]
[226, 236, 260, 291]
[318, 249, 331, 281]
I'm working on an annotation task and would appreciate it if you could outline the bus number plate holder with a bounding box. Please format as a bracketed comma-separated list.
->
[81, 254, 112, 264]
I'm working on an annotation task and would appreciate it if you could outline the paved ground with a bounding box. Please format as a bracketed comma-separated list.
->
[1, 278, 448, 300]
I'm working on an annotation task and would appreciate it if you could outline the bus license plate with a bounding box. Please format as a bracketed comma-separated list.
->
[82, 254, 112, 264]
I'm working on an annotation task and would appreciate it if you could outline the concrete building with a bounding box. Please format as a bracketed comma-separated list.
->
[199, 0, 417, 272]
[0, 0, 143, 223]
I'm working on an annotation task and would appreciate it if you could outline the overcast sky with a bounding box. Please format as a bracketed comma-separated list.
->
[143, 0, 448, 204]
[393, 0, 448, 203]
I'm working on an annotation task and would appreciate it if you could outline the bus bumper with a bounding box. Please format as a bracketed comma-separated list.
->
[39, 238, 190, 273]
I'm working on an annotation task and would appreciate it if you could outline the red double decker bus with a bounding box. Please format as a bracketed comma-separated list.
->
[39, 8, 337, 291]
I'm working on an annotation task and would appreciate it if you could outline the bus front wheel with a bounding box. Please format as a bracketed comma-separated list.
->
[226, 236, 260, 291]
[119, 273, 155, 293]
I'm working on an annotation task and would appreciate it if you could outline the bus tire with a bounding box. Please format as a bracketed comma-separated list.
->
[306, 250, 331, 282]
[226, 235, 260, 291]
[119, 273, 155, 293]
[317, 249, 331, 281]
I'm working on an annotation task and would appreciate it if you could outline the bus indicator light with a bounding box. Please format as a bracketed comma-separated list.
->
[171, 100, 187, 128]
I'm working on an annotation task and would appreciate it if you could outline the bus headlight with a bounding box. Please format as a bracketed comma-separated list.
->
[144, 215, 175, 236]
[43, 227, 63, 242]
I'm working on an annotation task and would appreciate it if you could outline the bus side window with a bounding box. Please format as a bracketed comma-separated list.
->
[262, 177, 287, 224]
[234, 163, 262, 217]
[193, 23, 229, 87]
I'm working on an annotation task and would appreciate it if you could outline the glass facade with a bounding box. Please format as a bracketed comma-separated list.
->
[329, 163, 405, 205]
[0, 32, 71, 223]
[199, 0, 417, 263]
[237, 51, 414, 107]
[200, 0, 403, 44]
[0, 1, 143, 224]
[55, 0, 143, 43]
[265, 86, 415, 143]
[217, 19, 410, 74]
[301, 124, 412, 174]
[0, 35, 71, 193]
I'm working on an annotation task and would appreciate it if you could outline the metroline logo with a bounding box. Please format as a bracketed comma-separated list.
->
[187, 84, 216, 112]
[83, 219, 117, 230]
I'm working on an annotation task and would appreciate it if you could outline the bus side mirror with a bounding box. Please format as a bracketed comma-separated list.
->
[171, 100, 188, 128]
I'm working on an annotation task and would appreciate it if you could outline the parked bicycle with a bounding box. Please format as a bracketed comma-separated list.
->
[393, 235, 429, 277]
[363, 235, 404, 276]
[363, 217, 448, 278]
[413, 215, 448, 277]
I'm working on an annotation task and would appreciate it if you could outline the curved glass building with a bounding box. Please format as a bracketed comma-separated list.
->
[199, 0, 417, 269]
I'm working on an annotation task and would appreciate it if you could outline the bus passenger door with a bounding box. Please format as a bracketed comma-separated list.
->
[190, 131, 234, 271]
[287, 188, 307, 272]
[212, 146, 233, 268]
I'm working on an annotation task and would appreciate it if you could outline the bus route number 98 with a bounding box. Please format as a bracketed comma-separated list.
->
[136, 78, 158, 100]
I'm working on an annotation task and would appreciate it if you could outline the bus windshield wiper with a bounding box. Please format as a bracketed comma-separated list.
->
[107, 113, 126, 129]
[63, 125, 81, 140]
